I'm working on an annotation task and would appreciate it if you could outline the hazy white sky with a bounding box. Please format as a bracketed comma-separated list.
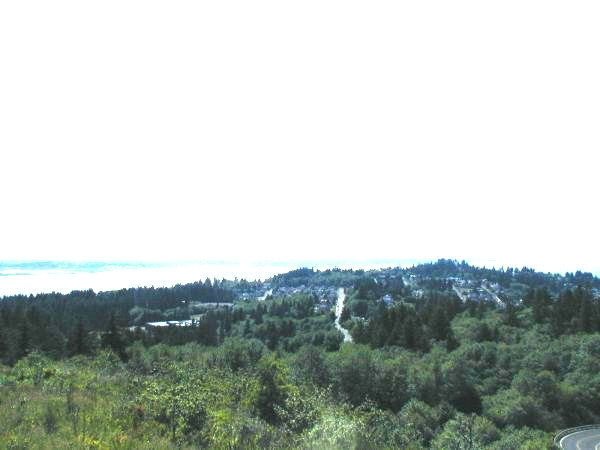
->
[1, 1, 598, 273]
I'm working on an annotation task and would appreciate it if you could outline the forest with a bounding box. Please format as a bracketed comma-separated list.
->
[1, 260, 600, 449]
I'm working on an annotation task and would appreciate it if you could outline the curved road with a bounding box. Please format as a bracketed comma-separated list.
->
[559, 428, 600, 450]
[334, 288, 352, 343]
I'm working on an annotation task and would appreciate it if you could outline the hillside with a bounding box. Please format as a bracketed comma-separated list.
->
[1, 260, 599, 448]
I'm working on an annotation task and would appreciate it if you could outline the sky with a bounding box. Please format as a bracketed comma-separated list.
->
[1, 1, 599, 275]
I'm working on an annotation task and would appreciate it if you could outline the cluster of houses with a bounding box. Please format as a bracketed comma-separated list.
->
[238, 283, 339, 304]
[382, 294, 393, 306]
[273, 285, 339, 314]
[145, 319, 194, 328]
[315, 299, 331, 313]
[450, 278, 505, 305]
[128, 319, 195, 332]
[270, 285, 338, 299]
[290, 286, 337, 314]
[238, 283, 272, 301]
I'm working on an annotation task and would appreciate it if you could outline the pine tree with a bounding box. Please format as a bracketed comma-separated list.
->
[16, 321, 30, 361]
[430, 307, 451, 341]
[403, 316, 417, 349]
[254, 356, 290, 424]
[0, 329, 6, 360]
[243, 319, 251, 337]
[504, 301, 519, 327]
[579, 297, 593, 333]
[197, 313, 218, 346]
[446, 328, 459, 351]
[102, 313, 126, 360]
[67, 321, 89, 356]
[387, 321, 404, 346]
[340, 305, 351, 323]
[532, 288, 551, 323]
[218, 323, 225, 344]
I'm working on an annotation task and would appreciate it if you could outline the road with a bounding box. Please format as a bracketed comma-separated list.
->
[334, 288, 353, 343]
[559, 428, 600, 450]
[452, 285, 467, 302]
[481, 283, 504, 307]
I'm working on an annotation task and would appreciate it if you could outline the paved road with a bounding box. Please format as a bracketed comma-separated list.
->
[452, 285, 467, 302]
[559, 428, 600, 450]
[481, 283, 504, 307]
[334, 288, 353, 343]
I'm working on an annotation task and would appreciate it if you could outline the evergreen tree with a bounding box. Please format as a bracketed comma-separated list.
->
[446, 328, 459, 351]
[196, 313, 218, 346]
[16, 321, 30, 361]
[254, 355, 291, 424]
[0, 329, 6, 360]
[102, 313, 126, 360]
[532, 288, 551, 323]
[387, 321, 404, 346]
[340, 305, 351, 323]
[67, 320, 90, 356]
[243, 319, 251, 337]
[430, 307, 451, 341]
[579, 297, 593, 333]
[218, 323, 225, 344]
[504, 301, 519, 327]
[403, 315, 417, 349]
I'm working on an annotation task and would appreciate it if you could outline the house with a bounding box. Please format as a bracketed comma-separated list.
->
[382, 294, 393, 306]
[413, 289, 425, 298]
[146, 320, 193, 328]
[315, 303, 331, 313]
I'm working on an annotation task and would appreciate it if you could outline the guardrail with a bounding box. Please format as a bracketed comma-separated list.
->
[554, 425, 600, 448]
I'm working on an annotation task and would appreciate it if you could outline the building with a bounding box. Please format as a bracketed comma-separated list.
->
[146, 320, 194, 328]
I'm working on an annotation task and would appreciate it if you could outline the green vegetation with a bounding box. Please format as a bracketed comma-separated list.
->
[1, 260, 600, 448]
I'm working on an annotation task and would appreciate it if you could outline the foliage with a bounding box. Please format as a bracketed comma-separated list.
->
[1, 261, 600, 448]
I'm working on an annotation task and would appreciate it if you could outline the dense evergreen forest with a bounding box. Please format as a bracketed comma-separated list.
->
[1, 260, 600, 448]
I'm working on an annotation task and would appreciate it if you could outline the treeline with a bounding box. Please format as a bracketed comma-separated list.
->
[350, 295, 463, 352]
[126, 294, 343, 354]
[345, 283, 600, 353]
[407, 258, 600, 290]
[0, 288, 342, 365]
[525, 286, 600, 334]
[270, 267, 364, 288]
[0, 279, 235, 365]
